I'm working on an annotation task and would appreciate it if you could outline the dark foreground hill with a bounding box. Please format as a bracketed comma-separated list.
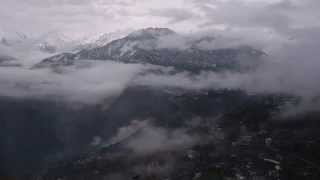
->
[1, 85, 320, 180]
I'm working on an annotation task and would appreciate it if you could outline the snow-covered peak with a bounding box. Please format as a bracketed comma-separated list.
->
[96, 30, 129, 46]
[79, 30, 129, 50]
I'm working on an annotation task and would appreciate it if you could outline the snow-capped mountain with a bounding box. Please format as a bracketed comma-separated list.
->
[34, 28, 265, 71]
[76, 28, 177, 59]
[75, 30, 130, 51]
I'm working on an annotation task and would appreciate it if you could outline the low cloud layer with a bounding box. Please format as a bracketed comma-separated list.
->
[0, 60, 144, 104]
[133, 26, 320, 115]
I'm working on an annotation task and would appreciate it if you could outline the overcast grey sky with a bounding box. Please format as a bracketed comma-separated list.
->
[1, 0, 319, 39]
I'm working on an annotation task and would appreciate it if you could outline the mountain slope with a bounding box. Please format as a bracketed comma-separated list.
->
[34, 28, 265, 72]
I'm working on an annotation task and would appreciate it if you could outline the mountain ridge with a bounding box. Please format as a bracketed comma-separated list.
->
[34, 27, 265, 72]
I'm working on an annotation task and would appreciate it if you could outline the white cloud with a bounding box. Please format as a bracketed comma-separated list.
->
[0, 60, 144, 104]
[108, 120, 198, 154]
